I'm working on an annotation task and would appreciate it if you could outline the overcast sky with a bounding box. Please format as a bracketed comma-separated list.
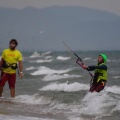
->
[0, 0, 120, 51]
[0, 0, 120, 16]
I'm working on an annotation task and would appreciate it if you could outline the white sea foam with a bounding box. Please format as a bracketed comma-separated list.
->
[107, 59, 111, 62]
[42, 74, 82, 81]
[112, 101, 120, 112]
[79, 92, 115, 115]
[106, 86, 120, 94]
[30, 51, 40, 58]
[0, 114, 55, 120]
[14, 94, 52, 105]
[56, 56, 70, 61]
[68, 117, 83, 120]
[30, 59, 53, 63]
[26, 66, 36, 71]
[83, 57, 92, 61]
[67, 92, 115, 119]
[45, 56, 52, 59]
[31, 66, 71, 75]
[108, 59, 120, 63]
[40, 82, 89, 92]
[49, 88, 119, 119]
[112, 76, 120, 79]
[9, 85, 120, 120]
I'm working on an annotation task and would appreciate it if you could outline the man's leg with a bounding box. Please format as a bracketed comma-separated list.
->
[10, 88, 15, 98]
[0, 72, 7, 97]
[0, 86, 3, 97]
[8, 73, 16, 98]
[94, 82, 106, 92]
[89, 84, 96, 92]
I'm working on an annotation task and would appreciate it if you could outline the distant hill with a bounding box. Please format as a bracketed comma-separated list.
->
[0, 6, 120, 51]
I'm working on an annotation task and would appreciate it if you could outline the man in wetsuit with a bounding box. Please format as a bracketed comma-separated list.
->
[77, 54, 108, 92]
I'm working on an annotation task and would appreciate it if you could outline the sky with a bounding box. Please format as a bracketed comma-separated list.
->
[0, 0, 120, 51]
[0, 0, 120, 16]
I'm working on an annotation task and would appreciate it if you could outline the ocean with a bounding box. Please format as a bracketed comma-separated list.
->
[0, 50, 120, 120]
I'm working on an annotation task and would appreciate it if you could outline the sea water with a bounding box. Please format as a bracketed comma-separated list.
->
[0, 51, 120, 120]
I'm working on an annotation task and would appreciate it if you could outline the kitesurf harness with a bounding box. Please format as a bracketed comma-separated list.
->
[3, 61, 18, 70]
[94, 63, 107, 83]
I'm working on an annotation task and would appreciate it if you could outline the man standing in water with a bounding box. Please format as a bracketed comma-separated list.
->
[77, 54, 108, 92]
[0, 39, 23, 98]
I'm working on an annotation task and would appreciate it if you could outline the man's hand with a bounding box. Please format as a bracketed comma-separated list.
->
[19, 72, 23, 79]
[82, 64, 88, 69]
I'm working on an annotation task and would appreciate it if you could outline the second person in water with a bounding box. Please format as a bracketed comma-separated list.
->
[76, 54, 108, 93]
